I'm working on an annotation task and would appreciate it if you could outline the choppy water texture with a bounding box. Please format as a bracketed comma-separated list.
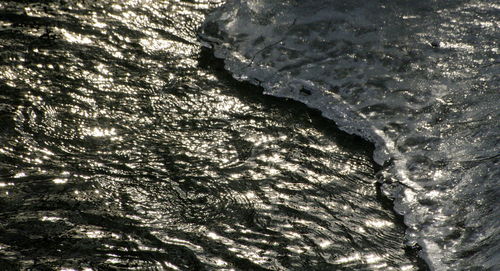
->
[200, 0, 500, 270]
[0, 1, 431, 270]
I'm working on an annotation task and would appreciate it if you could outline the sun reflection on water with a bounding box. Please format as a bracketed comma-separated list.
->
[0, 0, 426, 270]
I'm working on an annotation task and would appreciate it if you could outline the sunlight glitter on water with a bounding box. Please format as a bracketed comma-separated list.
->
[0, 0, 428, 270]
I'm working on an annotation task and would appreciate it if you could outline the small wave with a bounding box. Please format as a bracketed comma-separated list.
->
[200, 0, 500, 269]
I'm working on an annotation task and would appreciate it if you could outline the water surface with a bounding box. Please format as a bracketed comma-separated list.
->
[0, 1, 425, 270]
[200, 0, 499, 270]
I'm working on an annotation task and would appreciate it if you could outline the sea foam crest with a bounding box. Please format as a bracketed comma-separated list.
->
[200, 0, 500, 270]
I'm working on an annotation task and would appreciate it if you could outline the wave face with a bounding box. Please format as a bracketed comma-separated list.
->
[200, 0, 500, 270]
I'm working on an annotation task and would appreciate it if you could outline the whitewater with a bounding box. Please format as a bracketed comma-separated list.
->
[199, 0, 500, 270]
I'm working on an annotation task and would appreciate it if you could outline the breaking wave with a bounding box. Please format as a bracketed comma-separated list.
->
[199, 0, 500, 270]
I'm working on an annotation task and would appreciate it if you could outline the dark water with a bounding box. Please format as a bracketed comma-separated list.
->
[0, 1, 429, 270]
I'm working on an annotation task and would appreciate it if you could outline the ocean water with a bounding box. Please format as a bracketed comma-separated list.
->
[199, 0, 500, 270]
[0, 0, 497, 270]
[0, 0, 429, 270]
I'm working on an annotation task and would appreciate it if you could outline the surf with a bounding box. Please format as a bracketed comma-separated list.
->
[199, 0, 500, 269]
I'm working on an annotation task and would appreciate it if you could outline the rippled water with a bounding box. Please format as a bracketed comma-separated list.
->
[199, 1, 499, 270]
[0, 1, 428, 270]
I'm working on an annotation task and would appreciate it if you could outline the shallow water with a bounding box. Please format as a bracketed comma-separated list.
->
[0, 1, 427, 270]
[200, 0, 499, 270]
